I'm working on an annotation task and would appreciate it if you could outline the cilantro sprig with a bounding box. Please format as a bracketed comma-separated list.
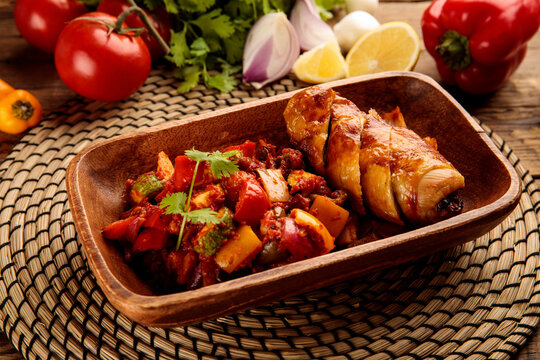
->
[160, 149, 239, 250]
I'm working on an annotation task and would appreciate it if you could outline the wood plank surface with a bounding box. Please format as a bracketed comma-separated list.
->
[0, 1, 539, 359]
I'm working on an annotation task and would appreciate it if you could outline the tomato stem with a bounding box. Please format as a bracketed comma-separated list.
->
[123, 0, 170, 55]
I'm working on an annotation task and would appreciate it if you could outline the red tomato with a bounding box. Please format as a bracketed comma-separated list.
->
[223, 140, 256, 158]
[54, 12, 151, 102]
[234, 179, 271, 226]
[102, 215, 144, 242]
[97, 0, 172, 61]
[14, 0, 87, 54]
[132, 228, 169, 253]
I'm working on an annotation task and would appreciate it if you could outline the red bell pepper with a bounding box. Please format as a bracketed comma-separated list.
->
[223, 140, 256, 158]
[102, 215, 144, 242]
[174, 155, 197, 191]
[421, 0, 540, 94]
[132, 228, 169, 253]
[233, 179, 271, 226]
[142, 204, 169, 230]
[174, 155, 214, 192]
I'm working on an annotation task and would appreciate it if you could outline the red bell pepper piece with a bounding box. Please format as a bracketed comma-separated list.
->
[174, 155, 197, 192]
[223, 140, 256, 158]
[421, 0, 540, 93]
[233, 179, 271, 226]
[142, 204, 169, 230]
[102, 215, 144, 242]
[174, 155, 214, 192]
[132, 228, 169, 253]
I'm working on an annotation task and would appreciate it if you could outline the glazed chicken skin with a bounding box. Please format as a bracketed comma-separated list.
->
[283, 86, 335, 175]
[326, 96, 366, 215]
[284, 85, 465, 226]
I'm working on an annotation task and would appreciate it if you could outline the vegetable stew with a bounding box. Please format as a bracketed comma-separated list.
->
[102, 140, 352, 294]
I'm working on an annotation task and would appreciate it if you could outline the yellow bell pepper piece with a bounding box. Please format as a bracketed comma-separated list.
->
[215, 224, 263, 273]
[309, 195, 350, 237]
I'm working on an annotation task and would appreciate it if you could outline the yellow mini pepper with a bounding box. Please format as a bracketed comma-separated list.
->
[0, 79, 42, 135]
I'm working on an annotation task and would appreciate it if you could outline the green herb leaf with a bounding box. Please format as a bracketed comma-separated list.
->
[177, 0, 216, 13]
[160, 192, 188, 215]
[142, 0, 162, 10]
[166, 28, 190, 67]
[175, 65, 202, 93]
[186, 208, 222, 225]
[190, 9, 235, 40]
[184, 149, 239, 178]
[162, 0, 180, 14]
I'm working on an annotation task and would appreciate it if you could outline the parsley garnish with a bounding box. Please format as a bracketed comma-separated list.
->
[160, 149, 239, 249]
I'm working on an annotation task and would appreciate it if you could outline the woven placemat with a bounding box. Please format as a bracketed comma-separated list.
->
[1, 71, 539, 360]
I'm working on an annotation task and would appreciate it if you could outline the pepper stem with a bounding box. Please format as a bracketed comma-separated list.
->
[123, 0, 170, 55]
[12, 100, 34, 121]
[436, 30, 472, 71]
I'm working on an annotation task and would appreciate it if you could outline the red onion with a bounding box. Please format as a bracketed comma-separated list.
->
[290, 0, 337, 51]
[242, 12, 300, 89]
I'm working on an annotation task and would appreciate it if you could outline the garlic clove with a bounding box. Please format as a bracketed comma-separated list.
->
[290, 0, 337, 51]
[334, 10, 380, 53]
[345, 0, 379, 14]
[242, 12, 300, 89]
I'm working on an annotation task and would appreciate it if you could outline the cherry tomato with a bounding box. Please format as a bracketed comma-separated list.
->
[54, 12, 151, 102]
[97, 0, 172, 61]
[14, 0, 87, 54]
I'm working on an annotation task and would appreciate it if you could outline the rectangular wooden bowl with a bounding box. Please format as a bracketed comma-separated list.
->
[66, 72, 521, 327]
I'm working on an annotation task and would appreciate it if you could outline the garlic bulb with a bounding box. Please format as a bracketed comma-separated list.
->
[333, 11, 380, 52]
[242, 12, 300, 89]
[290, 0, 337, 51]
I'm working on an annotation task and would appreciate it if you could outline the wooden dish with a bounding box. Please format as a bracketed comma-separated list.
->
[66, 72, 521, 327]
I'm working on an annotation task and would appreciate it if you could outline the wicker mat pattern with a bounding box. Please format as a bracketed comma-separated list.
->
[1, 71, 540, 360]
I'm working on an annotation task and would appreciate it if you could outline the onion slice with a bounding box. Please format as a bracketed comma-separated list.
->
[242, 12, 300, 89]
[290, 0, 337, 51]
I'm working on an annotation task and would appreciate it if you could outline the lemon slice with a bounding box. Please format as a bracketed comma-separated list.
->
[345, 21, 420, 77]
[292, 41, 346, 84]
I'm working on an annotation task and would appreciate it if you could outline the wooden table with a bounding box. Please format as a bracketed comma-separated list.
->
[1, 1, 539, 359]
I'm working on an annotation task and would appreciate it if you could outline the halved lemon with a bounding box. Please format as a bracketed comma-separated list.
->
[292, 41, 346, 84]
[345, 21, 420, 77]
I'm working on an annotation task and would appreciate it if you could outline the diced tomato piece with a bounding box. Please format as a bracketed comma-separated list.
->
[103, 215, 143, 242]
[174, 155, 197, 192]
[233, 179, 271, 226]
[142, 204, 169, 230]
[167, 250, 198, 285]
[132, 228, 169, 253]
[174, 155, 214, 191]
[223, 140, 256, 158]
[222, 171, 256, 204]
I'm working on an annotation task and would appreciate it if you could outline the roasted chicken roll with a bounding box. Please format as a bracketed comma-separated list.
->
[389, 125, 465, 224]
[283, 86, 335, 175]
[359, 110, 404, 225]
[326, 96, 366, 215]
[283, 86, 465, 226]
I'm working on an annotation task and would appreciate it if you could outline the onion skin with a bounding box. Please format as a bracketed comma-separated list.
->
[290, 0, 337, 51]
[242, 12, 300, 89]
